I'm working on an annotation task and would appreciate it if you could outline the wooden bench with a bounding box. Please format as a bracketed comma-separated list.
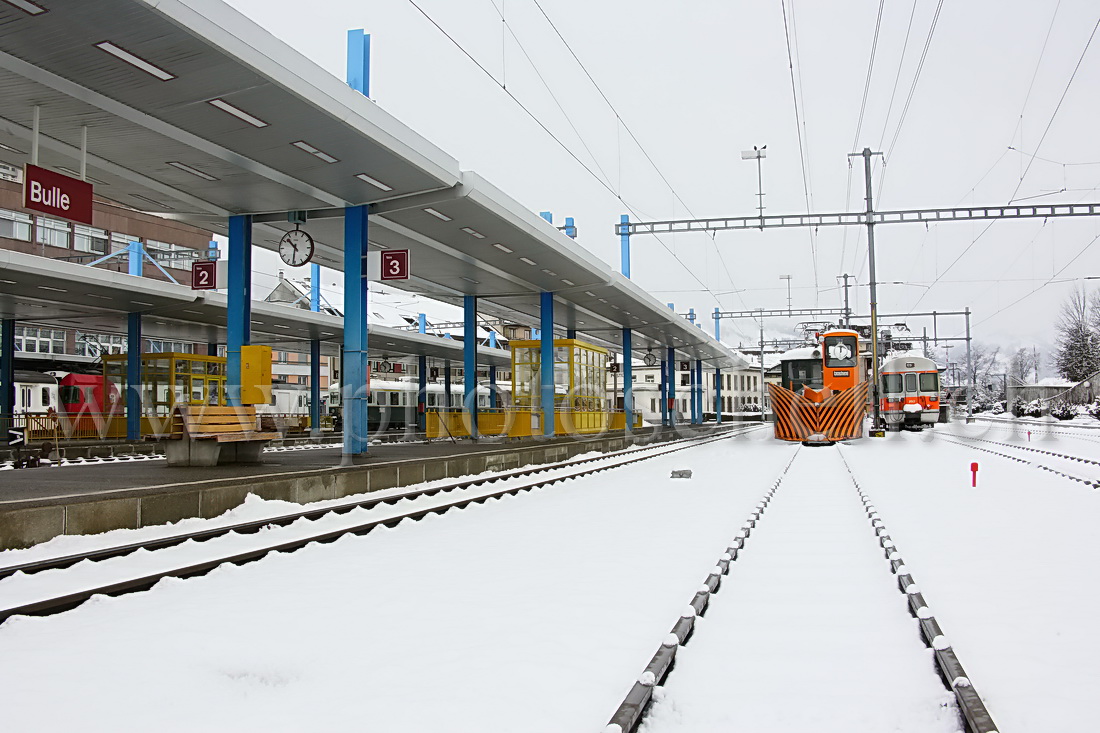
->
[164, 406, 280, 467]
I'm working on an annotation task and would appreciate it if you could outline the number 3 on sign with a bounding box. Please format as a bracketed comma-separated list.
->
[381, 250, 409, 281]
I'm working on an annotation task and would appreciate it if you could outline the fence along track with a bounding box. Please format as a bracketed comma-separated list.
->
[0, 428, 758, 624]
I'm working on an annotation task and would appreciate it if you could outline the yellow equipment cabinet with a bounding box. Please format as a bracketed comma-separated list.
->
[240, 345, 273, 406]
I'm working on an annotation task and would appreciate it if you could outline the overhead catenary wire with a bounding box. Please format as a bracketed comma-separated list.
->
[408, 0, 749, 339]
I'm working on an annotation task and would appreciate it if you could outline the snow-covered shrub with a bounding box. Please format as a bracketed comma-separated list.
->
[991, 401, 1006, 415]
[1011, 397, 1027, 418]
[1086, 400, 1100, 421]
[1025, 400, 1044, 418]
[1050, 403, 1076, 421]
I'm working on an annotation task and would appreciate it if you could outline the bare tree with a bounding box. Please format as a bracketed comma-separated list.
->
[1008, 347, 1040, 383]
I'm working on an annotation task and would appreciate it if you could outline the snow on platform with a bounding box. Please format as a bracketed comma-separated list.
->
[641, 446, 961, 733]
[842, 428, 1100, 731]
[0, 431, 796, 732]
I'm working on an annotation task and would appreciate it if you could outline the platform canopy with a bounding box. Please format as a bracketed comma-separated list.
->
[0, 249, 509, 365]
[0, 0, 745, 369]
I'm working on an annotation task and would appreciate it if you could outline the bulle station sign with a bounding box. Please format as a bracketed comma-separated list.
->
[23, 164, 94, 226]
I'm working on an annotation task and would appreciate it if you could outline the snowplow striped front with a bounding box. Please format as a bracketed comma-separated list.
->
[768, 381, 869, 442]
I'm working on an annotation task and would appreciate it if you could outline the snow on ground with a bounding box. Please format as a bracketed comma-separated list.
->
[641, 446, 960, 733]
[0, 430, 793, 732]
[841, 429, 1100, 732]
[0, 441, 678, 568]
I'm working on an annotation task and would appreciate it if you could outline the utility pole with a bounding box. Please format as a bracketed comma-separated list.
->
[840, 274, 853, 327]
[780, 275, 793, 314]
[852, 147, 885, 434]
[759, 316, 766, 421]
[965, 307, 973, 418]
[741, 145, 767, 229]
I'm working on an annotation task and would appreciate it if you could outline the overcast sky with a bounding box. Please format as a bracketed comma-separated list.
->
[227, 0, 1100, 364]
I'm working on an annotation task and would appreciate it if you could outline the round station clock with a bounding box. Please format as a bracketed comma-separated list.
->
[279, 227, 314, 267]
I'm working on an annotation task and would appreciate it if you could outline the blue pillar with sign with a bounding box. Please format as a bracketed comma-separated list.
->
[343, 205, 369, 457]
[659, 357, 668, 427]
[309, 263, 322, 437]
[226, 214, 252, 407]
[1, 319, 14, 443]
[489, 365, 498, 409]
[714, 307, 721, 340]
[688, 358, 698, 424]
[444, 360, 452, 408]
[347, 29, 371, 96]
[696, 360, 704, 423]
[463, 295, 478, 439]
[540, 291, 555, 436]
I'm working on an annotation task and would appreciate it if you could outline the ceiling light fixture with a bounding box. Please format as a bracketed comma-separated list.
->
[460, 227, 485, 238]
[0, 141, 25, 154]
[492, 243, 513, 253]
[355, 173, 393, 191]
[131, 301, 154, 307]
[519, 257, 537, 266]
[292, 140, 338, 163]
[167, 161, 218, 181]
[132, 193, 173, 209]
[86, 293, 112, 300]
[3, 0, 46, 14]
[584, 291, 596, 297]
[423, 207, 452, 221]
[95, 41, 175, 81]
[460, 276, 479, 284]
[560, 279, 575, 286]
[541, 269, 557, 276]
[37, 285, 66, 293]
[208, 99, 268, 128]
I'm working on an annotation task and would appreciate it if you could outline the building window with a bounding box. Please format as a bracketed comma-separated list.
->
[0, 209, 32, 241]
[35, 216, 71, 249]
[644, 374, 655, 383]
[73, 225, 109, 254]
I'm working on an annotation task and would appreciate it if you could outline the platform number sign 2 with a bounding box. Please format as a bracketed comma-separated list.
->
[381, 249, 410, 281]
[192, 260, 217, 290]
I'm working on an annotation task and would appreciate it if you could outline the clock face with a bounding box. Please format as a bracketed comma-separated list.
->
[279, 229, 314, 267]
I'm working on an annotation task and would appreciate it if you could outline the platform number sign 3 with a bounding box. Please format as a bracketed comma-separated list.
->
[192, 260, 217, 290]
[381, 249, 410, 280]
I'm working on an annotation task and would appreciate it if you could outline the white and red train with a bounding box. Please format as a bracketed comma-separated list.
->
[879, 354, 941, 430]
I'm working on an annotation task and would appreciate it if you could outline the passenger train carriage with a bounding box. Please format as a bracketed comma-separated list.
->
[879, 355, 940, 430]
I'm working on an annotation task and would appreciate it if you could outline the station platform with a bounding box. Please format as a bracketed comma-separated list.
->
[0, 424, 735, 550]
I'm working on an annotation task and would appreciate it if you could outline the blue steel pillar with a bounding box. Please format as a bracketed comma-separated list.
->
[566, 328, 577, 339]
[622, 328, 633, 435]
[667, 347, 676, 427]
[688, 308, 696, 326]
[310, 340, 321, 437]
[343, 205, 369, 458]
[463, 295, 478, 439]
[489, 365, 498, 409]
[126, 313, 141, 440]
[226, 215, 252, 407]
[688, 358, 698, 424]
[659, 357, 668, 427]
[713, 307, 721, 340]
[418, 313, 427, 433]
[128, 240, 142, 277]
[620, 214, 631, 278]
[444, 360, 452, 408]
[564, 217, 577, 239]
[347, 30, 371, 96]
[309, 263, 322, 437]
[540, 292, 555, 436]
[715, 367, 723, 424]
[1, 319, 14, 443]
[696, 360, 704, 423]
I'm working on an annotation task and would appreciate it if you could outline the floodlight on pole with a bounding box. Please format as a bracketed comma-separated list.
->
[741, 145, 767, 228]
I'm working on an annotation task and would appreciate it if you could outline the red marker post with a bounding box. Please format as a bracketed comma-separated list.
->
[971, 462, 979, 488]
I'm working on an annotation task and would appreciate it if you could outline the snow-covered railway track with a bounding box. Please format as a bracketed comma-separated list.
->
[935, 432, 1100, 489]
[607, 446, 997, 733]
[0, 428, 759, 625]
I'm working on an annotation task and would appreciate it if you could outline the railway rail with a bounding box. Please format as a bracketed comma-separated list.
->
[0, 426, 761, 624]
[936, 432, 1100, 489]
[605, 445, 998, 733]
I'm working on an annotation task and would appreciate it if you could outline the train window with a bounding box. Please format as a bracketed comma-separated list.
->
[824, 336, 857, 367]
[60, 385, 80, 404]
[883, 374, 903, 393]
[904, 374, 918, 392]
[920, 373, 938, 392]
[40, 388, 50, 407]
[390, 392, 399, 406]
